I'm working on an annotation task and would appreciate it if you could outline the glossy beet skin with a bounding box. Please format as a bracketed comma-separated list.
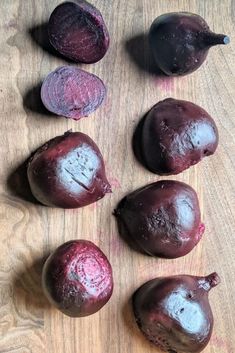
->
[142, 98, 219, 175]
[133, 273, 220, 353]
[42, 240, 113, 317]
[27, 131, 111, 208]
[149, 12, 230, 76]
[115, 180, 204, 259]
[48, 0, 110, 63]
[41, 66, 106, 120]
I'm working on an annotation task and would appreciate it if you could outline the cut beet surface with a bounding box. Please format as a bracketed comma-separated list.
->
[27, 131, 111, 209]
[41, 66, 106, 120]
[48, 0, 110, 63]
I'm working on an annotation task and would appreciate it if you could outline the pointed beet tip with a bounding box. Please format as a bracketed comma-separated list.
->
[223, 36, 230, 45]
[205, 272, 221, 289]
[203, 32, 230, 46]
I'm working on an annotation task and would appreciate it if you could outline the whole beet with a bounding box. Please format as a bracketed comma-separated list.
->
[115, 180, 205, 259]
[27, 131, 111, 208]
[42, 240, 113, 317]
[48, 0, 110, 63]
[133, 273, 220, 352]
[149, 12, 230, 76]
[142, 98, 219, 175]
[41, 66, 106, 120]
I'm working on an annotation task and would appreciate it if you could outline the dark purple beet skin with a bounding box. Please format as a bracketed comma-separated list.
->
[42, 240, 113, 317]
[115, 180, 205, 259]
[27, 131, 111, 208]
[48, 0, 110, 63]
[149, 12, 230, 76]
[41, 66, 106, 120]
[142, 98, 219, 175]
[133, 273, 220, 353]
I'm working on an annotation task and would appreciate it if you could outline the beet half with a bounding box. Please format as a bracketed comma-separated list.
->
[149, 12, 229, 76]
[41, 66, 106, 120]
[142, 98, 219, 175]
[115, 180, 204, 259]
[133, 273, 220, 352]
[42, 240, 113, 317]
[27, 131, 111, 208]
[48, 0, 110, 63]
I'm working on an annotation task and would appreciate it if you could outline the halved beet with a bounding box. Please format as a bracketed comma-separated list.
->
[27, 131, 111, 208]
[41, 66, 106, 120]
[42, 240, 113, 317]
[48, 0, 110, 63]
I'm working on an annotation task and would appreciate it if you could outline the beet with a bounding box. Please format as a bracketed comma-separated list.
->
[115, 180, 204, 259]
[41, 66, 106, 120]
[133, 273, 220, 352]
[141, 98, 219, 175]
[48, 0, 110, 63]
[149, 12, 230, 76]
[27, 131, 111, 208]
[42, 240, 113, 317]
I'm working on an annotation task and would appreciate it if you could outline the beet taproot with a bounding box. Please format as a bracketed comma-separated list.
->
[42, 240, 113, 317]
[48, 0, 110, 63]
[133, 273, 220, 352]
[27, 131, 111, 208]
[115, 180, 204, 259]
[41, 66, 106, 120]
[149, 12, 229, 76]
[141, 98, 219, 175]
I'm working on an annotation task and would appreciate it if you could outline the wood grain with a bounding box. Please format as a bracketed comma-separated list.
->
[0, 0, 234, 352]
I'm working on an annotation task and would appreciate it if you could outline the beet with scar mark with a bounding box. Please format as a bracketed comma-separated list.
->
[133, 272, 220, 352]
[41, 66, 106, 120]
[115, 180, 204, 259]
[48, 0, 110, 63]
[42, 240, 113, 317]
[27, 131, 111, 208]
[141, 98, 219, 175]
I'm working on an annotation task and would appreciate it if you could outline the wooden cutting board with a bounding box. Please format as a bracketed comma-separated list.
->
[0, 0, 234, 352]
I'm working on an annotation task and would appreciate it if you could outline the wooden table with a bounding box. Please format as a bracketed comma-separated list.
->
[0, 0, 234, 352]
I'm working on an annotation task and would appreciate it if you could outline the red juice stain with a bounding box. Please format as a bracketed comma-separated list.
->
[211, 335, 233, 352]
[152, 75, 175, 91]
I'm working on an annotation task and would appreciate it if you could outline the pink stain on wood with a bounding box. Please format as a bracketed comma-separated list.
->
[109, 176, 121, 190]
[96, 230, 122, 255]
[105, 165, 121, 190]
[211, 335, 233, 352]
[101, 94, 112, 115]
[152, 76, 175, 91]
[110, 237, 122, 255]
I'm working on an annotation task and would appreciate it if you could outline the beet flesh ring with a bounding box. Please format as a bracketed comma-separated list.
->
[115, 180, 205, 259]
[48, 0, 110, 63]
[42, 240, 113, 317]
[41, 66, 106, 120]
[27, 131, 111, 208]
[133, 273, 220, 352]
[142, 98, 219, 175]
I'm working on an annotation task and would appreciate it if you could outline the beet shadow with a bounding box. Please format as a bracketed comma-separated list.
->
[132, 113, 149, 170]
[13, 254, 51, 311]
[125, 33, 165, 76]
[7, 157, 39, 204]
[28, 22, 75, 62]
[23, 81, 54, 116]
